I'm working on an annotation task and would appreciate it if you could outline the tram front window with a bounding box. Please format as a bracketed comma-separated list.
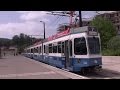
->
[74, 37, 87, 55]
[88, 37, 100, 54]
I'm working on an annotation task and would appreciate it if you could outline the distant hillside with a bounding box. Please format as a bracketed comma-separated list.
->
[0, 38, 11, 41]
[0, 38, 12, 47]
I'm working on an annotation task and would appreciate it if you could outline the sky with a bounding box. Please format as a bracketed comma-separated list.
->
[0, 11, 111, 39]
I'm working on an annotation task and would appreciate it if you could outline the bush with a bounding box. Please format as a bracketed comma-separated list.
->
[102, 36, 120, 56]
[107, 36, 120, 50]
[102, 49, 120, 56]
[90, 17, 117, 49]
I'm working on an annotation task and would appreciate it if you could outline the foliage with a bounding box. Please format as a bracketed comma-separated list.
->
[90, 17, 117, 50]
[102, 49, 120, 56]
[0, 38, 12, 48]
[102, 36, 120, 56]
[107, 36, 120, 50]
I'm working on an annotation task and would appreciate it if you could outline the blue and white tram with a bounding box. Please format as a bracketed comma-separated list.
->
[23, 26, 102, 72]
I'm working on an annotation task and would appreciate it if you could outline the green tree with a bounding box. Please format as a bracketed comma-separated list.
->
[12, 33, 39, 53]
[102, 36, 120, 56]
[108, 36, 120, 50]
[90, 17, 117, 49]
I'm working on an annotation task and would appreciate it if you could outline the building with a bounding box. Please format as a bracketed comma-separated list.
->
[0, 46, 18, 56]
[96, 11, 120, 34]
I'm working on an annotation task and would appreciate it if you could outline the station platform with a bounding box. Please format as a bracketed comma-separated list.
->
[102, 56, 120, 73]
[0, 55, 88, 79]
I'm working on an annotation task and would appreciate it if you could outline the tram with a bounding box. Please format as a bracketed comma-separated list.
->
[23, 26, 102, 72]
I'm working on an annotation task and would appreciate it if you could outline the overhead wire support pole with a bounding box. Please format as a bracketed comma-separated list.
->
[79, 11, 82, 27]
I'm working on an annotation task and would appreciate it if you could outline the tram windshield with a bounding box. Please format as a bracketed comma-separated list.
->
[87, 37, 100, 54]
[74, 37, 87, 55]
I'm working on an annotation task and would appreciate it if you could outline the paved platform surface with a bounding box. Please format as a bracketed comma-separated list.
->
[1, 55, 120, 79]
[0, 55, 88, 79]
[102, 56, 120, 72]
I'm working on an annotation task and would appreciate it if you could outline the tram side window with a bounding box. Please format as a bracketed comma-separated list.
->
[74, 37, 87, 55]
[34, 48, 36, 53]
[36, 48, 37, 53]
[41, 45, 43, 53]
[33, 48, 35, 53]
[45, 45, 49, 54]
[69, 40, 72, 56]
[37, 47, 38, 53]
[49, 44, 52, 53]
[58, 42, 61, 53]
[53, 44, 57, 53]
[62, 42, 64, 53]
[31, 49, 32, 53]
[44, 45, 45, 53]
[34, 48, 38, 53]
[33, 48, 34, 53]
[28, 49, 30, 53]
[39, 46, 41, 53]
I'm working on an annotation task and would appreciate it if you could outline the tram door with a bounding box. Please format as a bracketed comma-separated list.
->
[64, 40, 70, 68]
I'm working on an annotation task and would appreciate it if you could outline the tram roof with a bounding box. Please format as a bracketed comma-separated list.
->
[26, 26, 97, 49]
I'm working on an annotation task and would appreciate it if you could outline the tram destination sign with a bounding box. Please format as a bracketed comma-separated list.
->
[88, 31, 98, 36]
[88, 27, 98, 36]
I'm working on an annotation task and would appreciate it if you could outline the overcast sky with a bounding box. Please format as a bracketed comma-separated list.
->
[0, 11, 110, 39]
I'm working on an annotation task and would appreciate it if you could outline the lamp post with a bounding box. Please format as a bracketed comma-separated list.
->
[40, 21, 45, 39]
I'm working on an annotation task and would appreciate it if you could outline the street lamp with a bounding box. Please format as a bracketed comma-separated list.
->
[40, 21, 45, 39]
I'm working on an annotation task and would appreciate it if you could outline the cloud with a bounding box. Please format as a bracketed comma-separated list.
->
[97, 11, 116, 14]
[0, 11, 98, 39]
[0, 21, 56, 39]
[0, 11, 57, 39]
[17, 11, 49, 22]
